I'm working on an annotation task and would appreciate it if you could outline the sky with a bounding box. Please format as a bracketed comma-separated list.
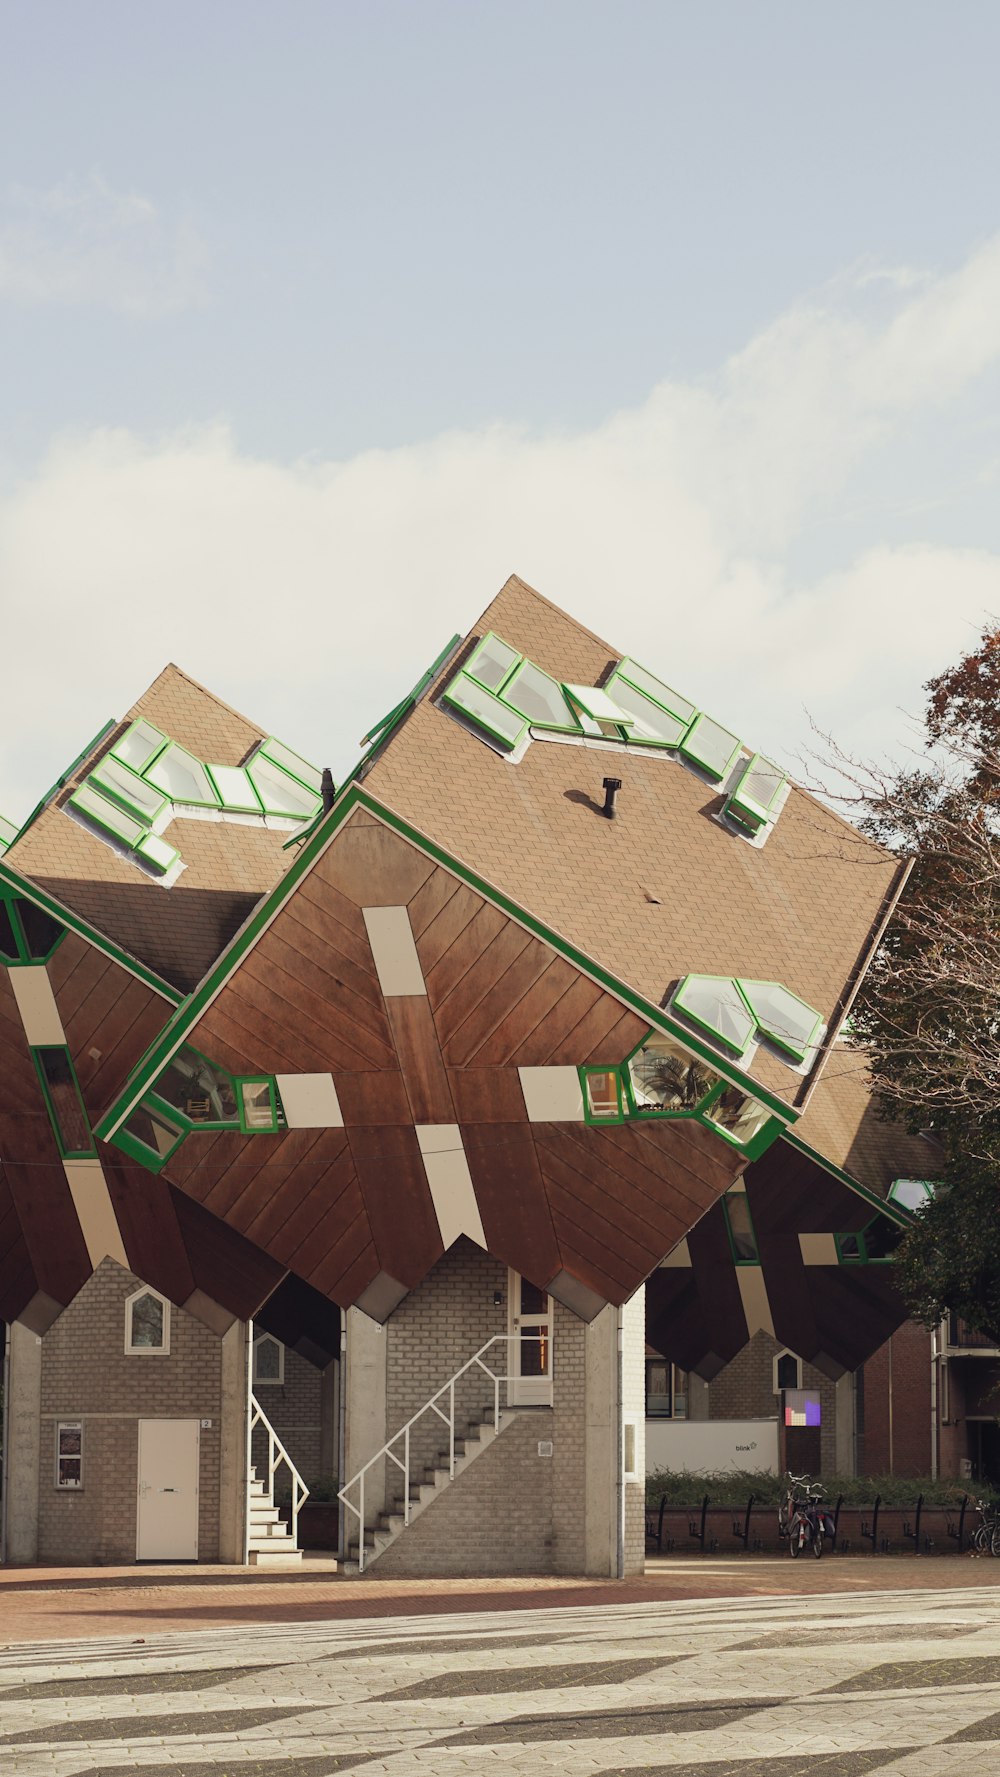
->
[1, 1, 1000, 820]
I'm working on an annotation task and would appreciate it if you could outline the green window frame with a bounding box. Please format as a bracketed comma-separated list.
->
[441, 673, 531, 751]
[32, 1046, 95, 1159]
[836, 1214, 903, 1264]
[205, 763, 264, 814]
[114, 1099, 187, 1172]
[0, 893, 65, 964]
[563, 684, 632, 739]
[0, 814, 19, 855]
[464, 632, 523, 694]
[679, 713, 742, 782]
[247, 754, 322, 819]
[579, 1066, 626, 1123]
[501, 660, 580, 731]
[69, 782, 147, 849]
[672, 975, 756, 1057]
[724, 754, 786, 832]
[89, 757, 169, 826]
[110, 718, 168, 776]
[237, 1076, 280, 1133]
[144, 742, 222, 810]
[592, 1030, 780, 1159]
[147, 1045, 241, 1130]
[737, 980, 823, 1065]
[723, 1192, 760, 1264]
[611, 659, 697, 726]
[258, 738, 324, 796]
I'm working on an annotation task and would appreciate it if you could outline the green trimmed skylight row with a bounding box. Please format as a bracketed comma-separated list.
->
[69, 721, 323, 882]
[440, 633, 787, 831]
[112, 1043, 285, 1172]
[580, 1026, 775, 1158]
[672, 974, 824, 1067]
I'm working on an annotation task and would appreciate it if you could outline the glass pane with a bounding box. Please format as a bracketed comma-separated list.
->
[145, 745, 218, 806]
[646, 1360, 672, 1415]
[112, 718, 166, 772]
[247, 756, 322, 818]
[732, 755, 785, 817]
[672, 1369, 688, 1418]
[888, 1178, 933, 1212]
[520, 1279, 548, 1316]
[467, 633, 520, 691]
[443, 674, 527, 747]
[628, 1032, 718, 1112]
[130, 1293, 165, 1348]
[838, 1231, 862, 1260]
[585, 1069, 620, 1119]
[91, 757, 166, 822]
[616, 660, 696, 724]
[705, 1085, 770, 1146]
[37, 1048, 91, 1153]
[680, 713, 741, 779]
[738, 980, 822, 1062]
[259, 738, 323, 793]
[673, 977, 755, 1054]
[135, 833, 179, 875]
[156, 1049, 238, 1124]
[502, 661, 576, 727]
[725, 1193, 759, 1262]
[14, 899, 63, 959]
[606, 677, 687, 746]
[58, 1457, 82, 1487]
[0, 900, 18, 959]
[58, 1425, 82, 1456]
[70, 783, 145, 846]
[0, 814, 19, 848]
[206, 764, 261, 812]
[254, 1337, 281, 1380]
[124, 1102, 182, 1160]
[864, 1215, 903, 1260]
[776, 1353, 799, 1391]
[520, 1327, 549, 1376]
[240, 1079, 275, 1129]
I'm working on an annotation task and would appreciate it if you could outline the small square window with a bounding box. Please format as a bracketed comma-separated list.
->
[238, 1077, 279, 1132]
[55, 1422, 83, 1489]
[583, 1068, 622, 1121]
[253, 1334, 284, 1385]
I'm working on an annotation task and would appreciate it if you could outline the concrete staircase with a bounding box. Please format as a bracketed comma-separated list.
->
[247, 1466, 305, 1567]
[341, 1406, 513, 1575]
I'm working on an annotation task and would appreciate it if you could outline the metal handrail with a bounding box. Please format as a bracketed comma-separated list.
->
[250, 1394, 310, 1549]
[338, 1331, 543, 1572]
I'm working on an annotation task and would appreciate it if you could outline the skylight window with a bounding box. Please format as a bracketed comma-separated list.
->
[673, 975, 756, 1055]
[603, 677, 688, 747]
[466, 632, 522, 692]
[145, 744, 220, 808]
[112, 719, 168, 774]
[247, 755, 323, 817]
[238, 1077, 280, 1132]
[679, 714, 742, 782]
[705, 1085, 771, 1147]
[627, 1032, 719, 1112]
[502, 661, 578, 729]
[90, 757, 169, 826]
[154, 1047, 239, 1124]
[888, 1178, 935, 1212]
[563, 685, 632, 738]
[725, 755, 786, 832]
[738, 980, 822, 1064]
[259, 738, 324, 795]
[612, 659, 697, 726]
[70, 783, 147, 849]
[206, 764, 262, 813]
[442, 673, 530, 750]
[120, 1101, 186, 1168]
[135, 832, 181, 877]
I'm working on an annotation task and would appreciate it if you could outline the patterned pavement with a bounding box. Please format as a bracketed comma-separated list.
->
[3, 1582, 1000, 1775]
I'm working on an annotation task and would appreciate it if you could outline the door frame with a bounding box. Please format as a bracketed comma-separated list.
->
[507, 1270, 554, 1407]
[136, 1417, 201, 1562]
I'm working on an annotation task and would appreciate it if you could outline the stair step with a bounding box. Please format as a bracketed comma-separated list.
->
[248, 1546, 305, 1566]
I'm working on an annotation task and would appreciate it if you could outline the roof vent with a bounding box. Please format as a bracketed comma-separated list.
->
[602, 777, 622, 820]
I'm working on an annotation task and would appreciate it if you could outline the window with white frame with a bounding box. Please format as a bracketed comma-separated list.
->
[56, 1422, 83, 1489]
[125, 1286, 170, 1355]
[253, 1333, 284, 1385]
[773, 1349, 802, 1393]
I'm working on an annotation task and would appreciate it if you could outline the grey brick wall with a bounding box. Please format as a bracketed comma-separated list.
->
[251, 1342, 330, 1487]
[701, 1331, 838, 1474]
[38, 1258, 225, 1564]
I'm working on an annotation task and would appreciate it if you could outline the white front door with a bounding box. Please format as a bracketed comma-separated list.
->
[136, 1419, 200, 1560]
[508, 1271, 553, 1406]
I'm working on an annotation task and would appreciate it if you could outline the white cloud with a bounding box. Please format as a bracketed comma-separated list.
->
[1, 236, 999, 820]
[0, 174, 208, 315]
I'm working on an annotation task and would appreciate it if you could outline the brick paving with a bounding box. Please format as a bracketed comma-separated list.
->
[3, 1568, 1000, 1774]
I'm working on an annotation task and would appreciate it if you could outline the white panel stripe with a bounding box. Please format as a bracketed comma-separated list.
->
[736, 1264, 776, 1338]
[517, 1065, 585, 1123]
[362, 906, 426, 997]
[63, 1159, 129, 1269]
[799, 1231, 840, 1266]
[275, 1072, 344, 1128]
[415, 1124, 486, 1250]
[10, 966, 66, 1047]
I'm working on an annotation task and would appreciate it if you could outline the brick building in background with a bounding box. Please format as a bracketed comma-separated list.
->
[0, 576, 950, 1574]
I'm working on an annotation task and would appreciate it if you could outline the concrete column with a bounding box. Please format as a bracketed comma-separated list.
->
[6, 1321, 42, 1565]
[835, 1371, 856, 1477]
[319, 1359, 338, 1479]
[583, 1305, 617, 1576]
[218, 1321, 248, 1564]
[621, 1285, 646, 1576]
[688, 1373, 710, 1420]
[344, 1308, 388, 1523]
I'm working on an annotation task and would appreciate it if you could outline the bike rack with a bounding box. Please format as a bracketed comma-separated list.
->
[861, 1493, 881, 1552]
[832, 1494, 844, 1546]
[732, 1493, 755, 1550]
[947, 1494, 970, 1553]
[647, 1493, 667, 1552]
[903, 1494, 924, 1554]
[688, 1494, 709, 1551]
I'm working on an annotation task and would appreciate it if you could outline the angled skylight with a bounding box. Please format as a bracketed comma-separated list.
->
[627, 1031, 719, 1111]
[135, 832, 181, 877]
[611, 659, 696, 725]
[706, 1086, 771, 1147]
[888, 1178, 936, 1212]
[247, 755, 323, 818]
[154, 1046, 239, 1124]
[564, 685, 632, 738]
[70, 783, 147, 849]
[725, 754, 786, 831]
[738, 979, 823, 1063]
[111, 718, 168, 774]
[673, 975, 756, 1055]
[206, 764, 262, 813]
[90, 757, 169, 826]
[679, 714, 742, 782]
[145, 743, 220, 808]
[466, 632, 521, 692]
[604, 676, 688, 747]
[502, 661, 578, 729]
[259, 738, 324, 795]
[442, 672, 530, 750]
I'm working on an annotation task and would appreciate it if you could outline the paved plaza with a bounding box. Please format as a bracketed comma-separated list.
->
[3, 1569, 1000, 1775]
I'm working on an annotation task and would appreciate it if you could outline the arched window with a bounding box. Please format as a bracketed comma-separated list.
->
[125, 1286, 170, 1355]
[773, 1349, 801, 1392]
[253, 1333, 284, 1386]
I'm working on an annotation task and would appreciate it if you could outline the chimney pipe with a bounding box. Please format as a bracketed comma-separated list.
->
[321, 767, 336, 813]
[602, 776, 622, 820]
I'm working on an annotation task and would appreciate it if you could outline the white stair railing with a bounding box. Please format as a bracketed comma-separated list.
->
[250, 1394, 310, 1548]
[339, 1331, 542, 1572]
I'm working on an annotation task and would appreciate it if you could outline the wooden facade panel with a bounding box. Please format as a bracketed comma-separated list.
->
[295, 871, 376, 968]
[411, 879, 483, 974]
[544, 1195, 639, 1298]
[347, 1125, 443, 1287]
[221, 1127, 333, 1239]
[500, 974, 604, 1067]
[447, 1067, 528, 1123]
[544, 991, 640, 1067]
[237, 1129, 351, 1247]
[0, 975, 43, 1113]
[423, 903, 507, 1007]
[685, 1202, 750, 1365]
[281, 899, 389, 1020]
[253, 1158, 364, 1273]
[169, 1187, 284, 1319]
[242, 950, 396, 1071]
[461, 1123, 560, 1285]
[102, 1152, 197, 1307]
[73, 977, 171, 1124]
[0, 1111, 92, 1307]
[591, 1120, 735, 1224]
[313, 819, 435, 909]
[192, 1133, 278, 1221]
[46, 942, 110, 1028]
[385, 997, 456, 1124]
[253, 924, 395, 1058]
[577, 1007, 650, 1068]
[0, 1170, 36, 1321]
[534, 1125, 684, 1258]
[194, 992, 319, 1075]
[469, 956, 579, 1067]
[440, 936, 559, 1068]
[44, 930, 91, 996]
[432, 922, 534, 1049]
[305, 1215, 378, 1301]
[335, 1070, 413, 1126]
[407, 864, 465, 939]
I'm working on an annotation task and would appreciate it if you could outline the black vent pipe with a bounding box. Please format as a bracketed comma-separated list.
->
[602, 777, 622, 820]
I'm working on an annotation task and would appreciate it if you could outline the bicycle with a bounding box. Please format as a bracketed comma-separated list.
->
[778, 1472, 836, 1559]
[969, 1497, 1000, 1556]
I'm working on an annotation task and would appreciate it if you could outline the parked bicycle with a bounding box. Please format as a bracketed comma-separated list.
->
[778, 1472, 837, 1559]
[969, 1496, 1000, 1556]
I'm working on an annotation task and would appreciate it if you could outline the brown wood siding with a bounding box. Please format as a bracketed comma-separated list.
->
[0, 972, 44, 1113]
[385, 997, 456, 1124]
[45, 937, 173, 1123]
[0, 1111, 91, 1307]
[346, 1125, 443, 1286]
[461, 1122, 560, 1287]
[169, 1187, 284, 1319]
[102, 1151, 198, 1307]
[0, 1167, 36, 1321]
